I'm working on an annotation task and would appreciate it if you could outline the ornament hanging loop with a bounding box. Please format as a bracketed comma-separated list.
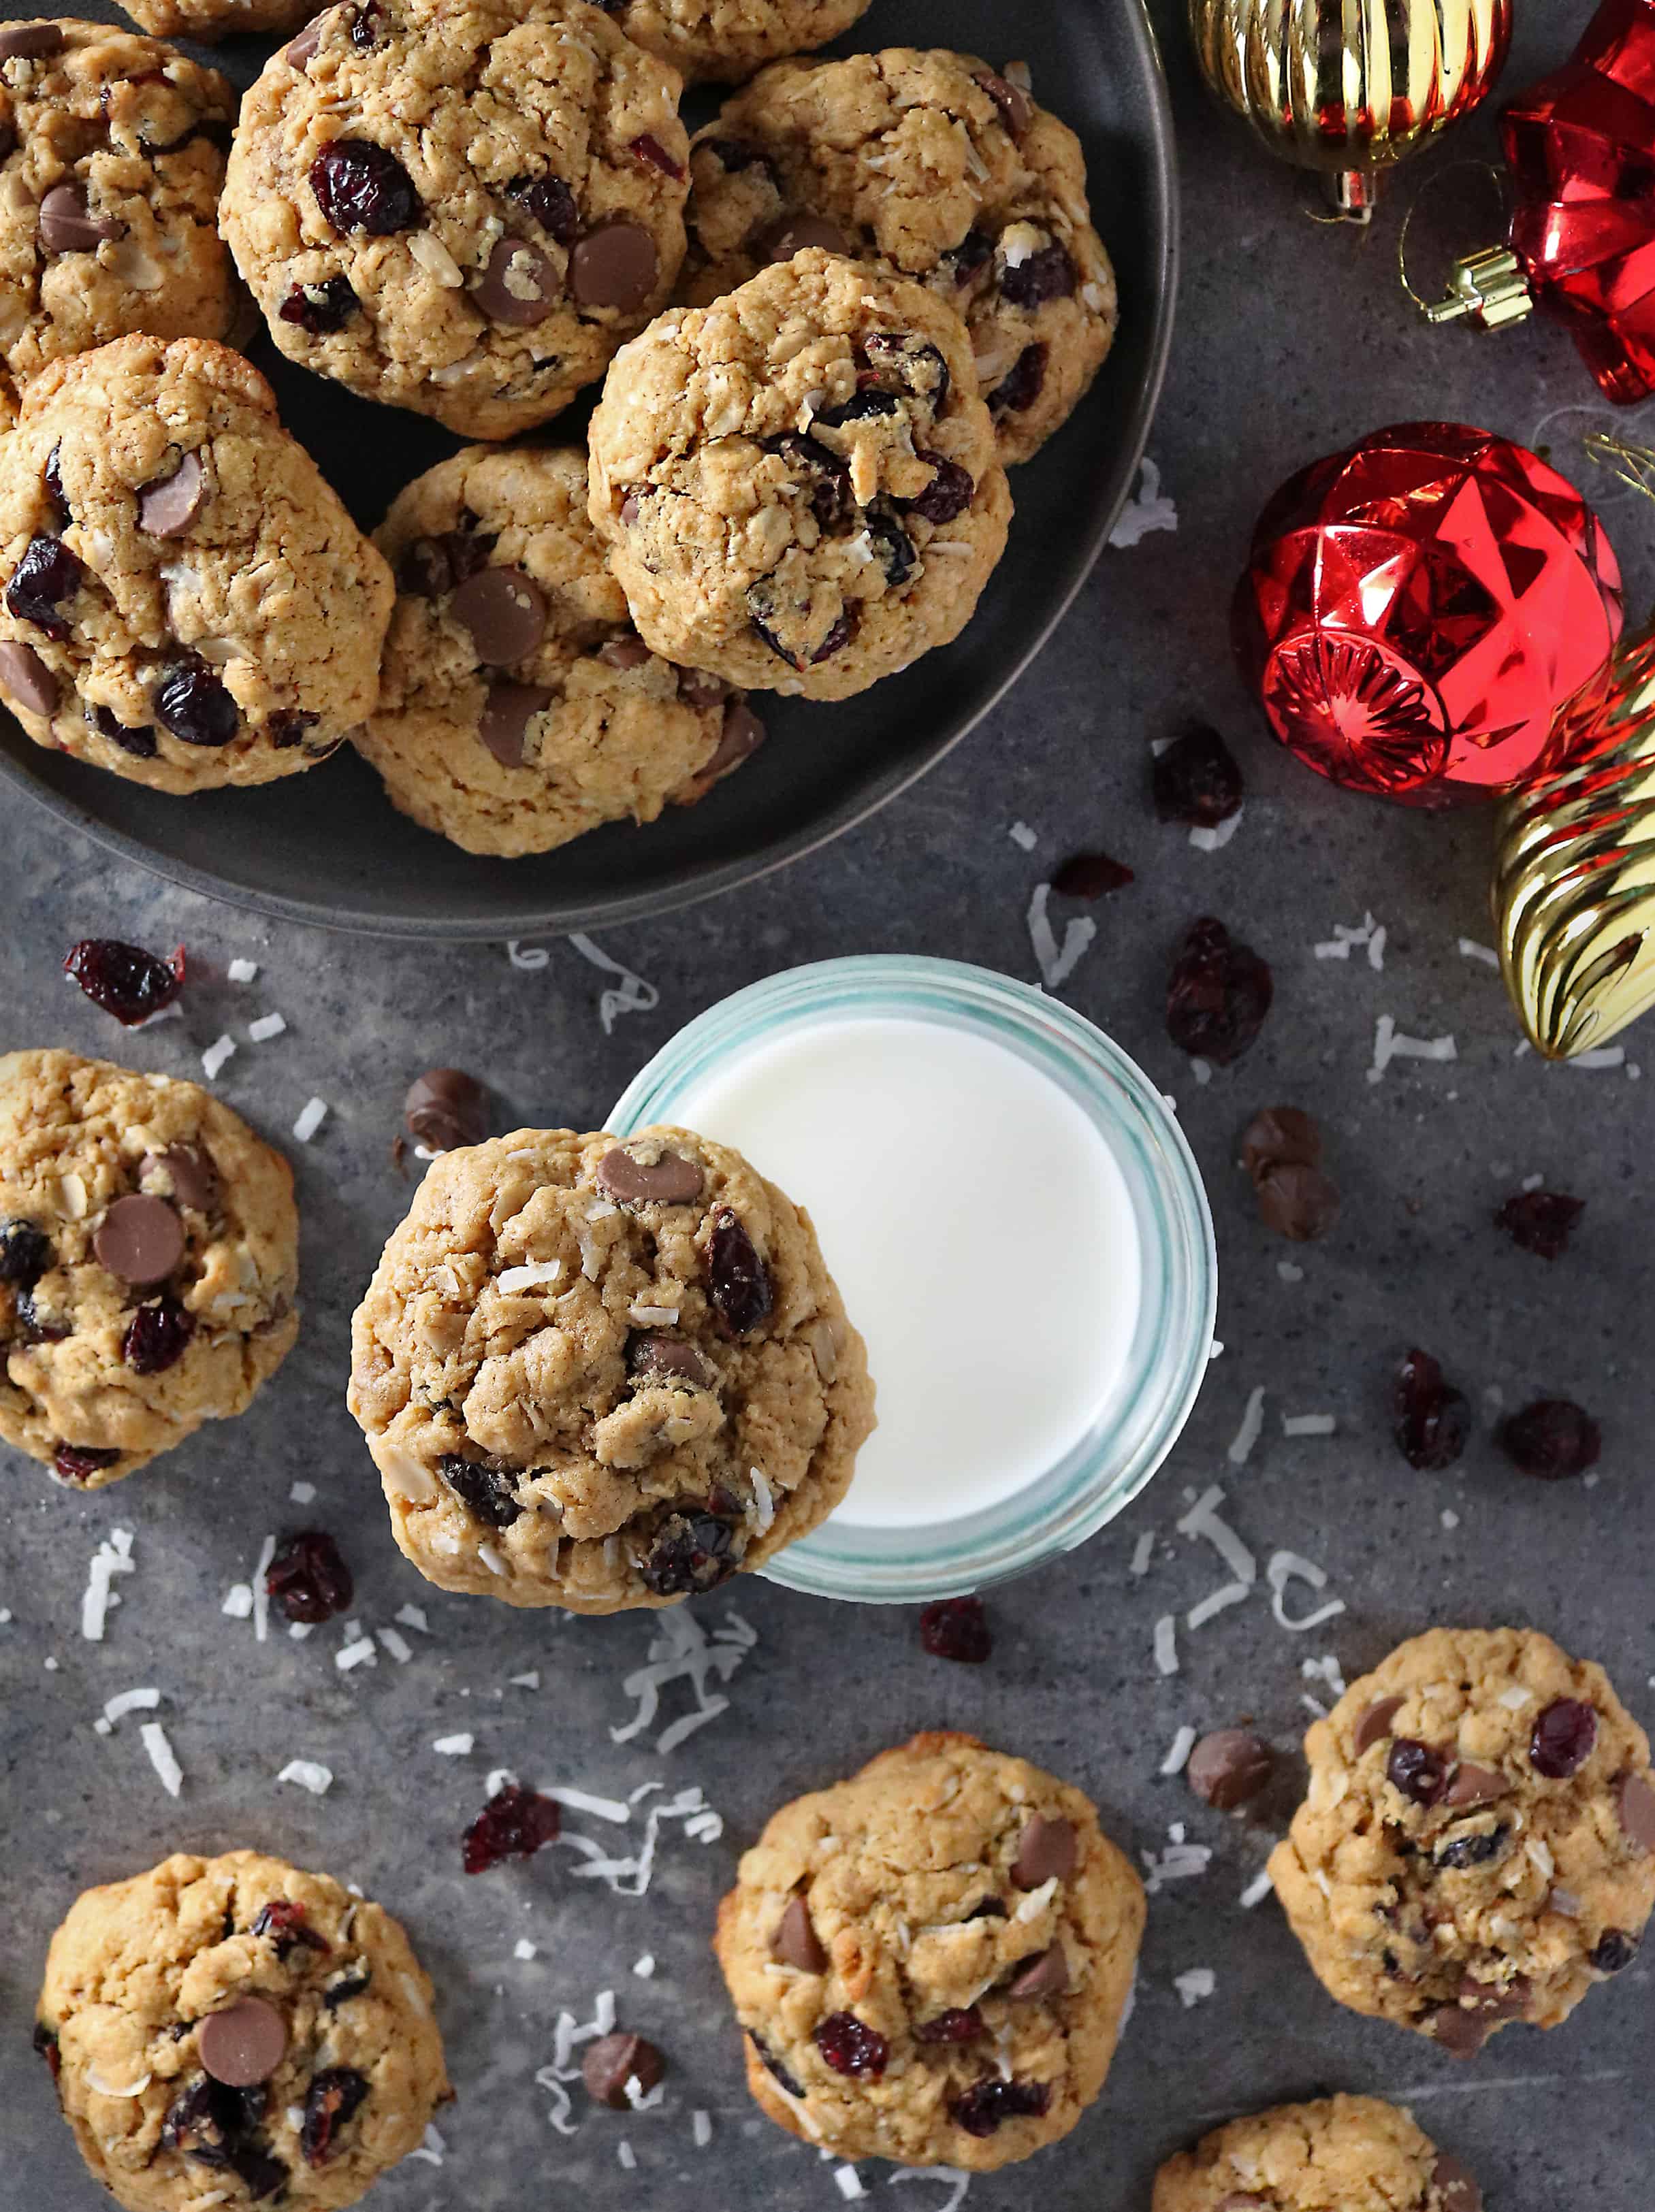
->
[1396, 159, 1534, 331]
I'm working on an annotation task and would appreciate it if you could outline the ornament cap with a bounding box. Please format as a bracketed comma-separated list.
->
[1423, 246, 1535, 331]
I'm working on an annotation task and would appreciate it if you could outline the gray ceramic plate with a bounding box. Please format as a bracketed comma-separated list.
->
[0, 0, 1178, 937]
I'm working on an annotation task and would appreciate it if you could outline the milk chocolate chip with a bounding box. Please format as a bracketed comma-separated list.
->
[198, 1998, 287, 2088]
[1186, 1729, 1273, 1810]
[570, 221, 658, 311]
[628, 1333, 716, 1390]
[477, 681, 550, 766]
[0, 640, 58, 716]
[1004, 1943, 1067, 2001]
[38, 182, 120, 255]
[452, 566, 546, 664]
[581, 2030, 664, 2110]
[763, 214, 854, 263]
[596, 1145, 704, 1207]
[1443, 1763, 1509, 1808]
[140, 1143, 219, 1214]
[1011, 1813, 1075, 1888]
[771, 1896, 827, 1973]
[93, 1194, 184, 1284]
[1351, 1695, 1406, 1755]
[404, 1068, 487, 1151]
[0, 22, 65, 59]
[1432, 2155, 1483, 2212]
[137, 452, 206, 539]
[475, 236, 559, 327]
[1617, 1770, 1655, 1852]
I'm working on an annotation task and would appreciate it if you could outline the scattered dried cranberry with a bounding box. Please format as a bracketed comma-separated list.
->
[1590, 1928, 1639, 1973]
[640, 1503, 741, 1597]
[918, 1596, 992, 1663]
[278, 274, 359, 334]
[160, 2075, 284, 2192]
[914, 2006, 985, 2043]
[300, 2067, 368, 2165]
[1495, 1189, 1582, 1260]
[1530, 1698, 1598, 1780]
[64, 937, 184, 1026]
[123, 1297, 194, 1376]
[1498, 1399, 1601, 1480]
[251, 1899, 328, 1959]
[1387, 1738, 1449, 1806]
[0, 1219, 50, 1286]
[630, 131, 684, 178]
[867, 507, 917, 587]
[749, 2032, 805, 2099]
[989, 342, 1048, 414]
[814, 2012, 888, 2078]
[509, 173, 579, 244]
[998, 238, 1076, 308]
[32, 2021, 59, 2081]
[52, 1442, 120, 1480]
[902, 450, 975, 525]
[156, 654, 238, 747]
[5, 533, 82, 639]
[1434, 1822, 1509, 1870]
[1392, 1348, 1469, 1471]
[437, 1454, 521, 1527]
[1153, 724, 1244, 827]
[310, 138, 420, 235]
[707, 1207, 773, 1335]
[1051, 850, 1134, 899]
[813, 386, 901, 432]
[462, 1783, 562, 1874]
[1166, 917, 1273, 1064]
[950, 2076, 1051, 2136]
[398, 527, 496, 598]
[43, 445, 69, 529]
[765, 433, 853, 533]
[266, 1529, 353, 1623]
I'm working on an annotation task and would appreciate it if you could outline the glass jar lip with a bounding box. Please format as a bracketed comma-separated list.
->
[611, 955, 1218, 1604]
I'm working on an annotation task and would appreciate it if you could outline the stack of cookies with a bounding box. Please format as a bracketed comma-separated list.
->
[0, 1, 1121, 855]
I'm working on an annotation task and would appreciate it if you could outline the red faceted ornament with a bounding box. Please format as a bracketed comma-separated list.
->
[1233, 423, 1624, 804]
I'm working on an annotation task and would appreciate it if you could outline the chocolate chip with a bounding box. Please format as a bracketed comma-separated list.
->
[198, 1999, 287, 2089]
[1443, 1762, 1509, 1808]
[569, 221, 658, 310]
[1257, 1161, 1341, 1241]
[474, 235, 560, 327]
[598, 633, 654, 672]
[628, 1333, 716, 1389]
[1186, 1728, 1274, 1810]
[771, 1896, 826, 1973]
[0, 640, 58, 716]
[477, 681, 550, 766]
[137, 451, 206, 539]
[1616, 1770, 1655, 1852]
[37, 182, 120, 255]
[762, 214, 854, 263]
[1051, 851, 1133, 899]
[284, 13, 325, 65]
[0, 22, 65, 59]
[1431, 2155, 1483, 2212]
[1426, 2004, 1494, 2058]
[451, 566, 546, 664]
[690, 699, 765, 794]
[976, 69, 1033, 137]
[1011, 1812, 1076, 1888]
[1004, 1943, 1067, 2001]
[596, 1145, 704, 1207]
[404, 1069, 488, 1152]
[581, 2031, 664, 2110]
[93, 1194, 184, 1285]
[1239, 1106, 1321, 1180]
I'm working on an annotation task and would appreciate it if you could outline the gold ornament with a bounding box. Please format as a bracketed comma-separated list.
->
[1188, 0, 1513, 223]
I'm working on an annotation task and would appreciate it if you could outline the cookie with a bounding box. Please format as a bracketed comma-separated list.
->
[588, 248, 1012, 700]
[713, 1730, 1144, 2170]
[0, 1050, 300, 1487]
[681, 51, 1119, 465]
[112, 0, 313, 41]
[221, 0, 690, 442]
[0, 22, 244, 414]
[0, 335, 392, 792]
[597, 0, 873, 84]
[1152, 2094, 1484, 2212]
[358, 443, 765, 856]
[35, 1848, 449, 2212]
[347, 1124, 874, 1613]
[1268, 1626, 1655, 2052]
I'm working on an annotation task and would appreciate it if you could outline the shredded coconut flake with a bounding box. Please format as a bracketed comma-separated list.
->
[1153, 1614, 1178, 1675]
[1141, 1840, 1212, 1894]
[1008, 819, 1038, 851]
[546, 1785, 630, 1823]
[497, 1260, 565, 1295]
[507, 939, 551, 971]
[227, 957, 259, 983]
[81, 1530, 136, 1642]
[1129, 1529, 1155, 1578]
[221, 1582, 253, 1618]
[1174, 1967, 1216, 2008]
[289, 1480, 316, 1504]
[1227, 1386, 1266, 1465]
[1186, 1580, 1251, 1629]
[1282, 1413, 1336, 1437]
[514, 1938, 538, 1961]
[395, 1604, 430, 1633]
[1570, 1045, 1626, 1069]
[1109, 455, 1176, 547]
[610, 1606, 756, 1753]
[1159, 1725, 1196, 1776]
[201, 1034, 236, 1079]
[1458, 937, 1500, 968]
[248, 1013, 287, 1043]
[1240, 1866, 1275, 1909]
[633, 1953, 656, 1978]
[1190, 806, 1244, 854]
[1267, 1550, 1347, 1631]
[692, 2109, 712, 2148]
[567, 932, 659, 1034]
[376, 1627, 412, 1664]
[888, 2170, 971, 2212]
[432, 1732, 474, 1755]
[835, 2169, 868, 2200]
[251, 1534, 275, 1644]
[278, 1759, 333, 1795]
[292, 1096, 328, 1142]
[1278, 1260, 1304, 1284]
[1176, 1486, 1257, 1587]
[1026, 882, 1095, 990]
[335, 1638, 376, 1671]
[139, 1720, 182, 1796]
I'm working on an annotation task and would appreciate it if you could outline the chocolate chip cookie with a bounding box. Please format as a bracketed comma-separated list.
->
[1268, 1626, 1655, 2052]
[36, 1848, 449, 2212]
[0, 1050, 300, 1486]
[588, 248, 1012, 700]
[594, 0, 872, 84]
[713, 1731, 1144, 2170]
[681, 51, 1119, 465]
[359, 442, 765, 856]
[0, 335, 392, 791]
[0, 21, 244, 414]
[221, 0, 690, 441]
[1152, 2094, 1483, 2212]
[347, 1125, 874, 1613]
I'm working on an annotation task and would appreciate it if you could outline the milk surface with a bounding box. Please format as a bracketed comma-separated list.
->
[666, 1015, 1142, 1529]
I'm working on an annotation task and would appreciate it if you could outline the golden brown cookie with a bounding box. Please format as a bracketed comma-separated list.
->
[1152, 2094, 1483, 2212]
[600, 0, 873, 84]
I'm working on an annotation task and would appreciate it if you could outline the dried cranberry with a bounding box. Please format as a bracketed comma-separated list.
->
[918, 1596, 992, 1663]
[1393, 1348, 1469, 1471]
[321, 1966, 370, 2008]
[278, 274, 359, 334]
[1590, 1929, 1639, 1973]
[43, 446, 69, 528]
[347, 0, 377, 44]
[998, 238, 1076, 308]
[53, 1442, 120, 1480]
[814, 2011, 888, 2078]
[229, 2147, 287, 2200]
[0, 1220, 51, 1286]
[462, 1783, 562, 1874]
[950, 2076, 1051, 2136]
[1387, 1738, 1449, 1806]
[944, 227, 994, 283]
[123, 1297, 194, 1376]
[1166, 916, 1273, 1064]
[270, 710, 319, 750]
[437, 1453, 521, 1527]
[765, 433, 852, 533]
[64, 937, 184, 1025]
[310, 138, 420, 235]
[989, 342, 1048, 415]
[32, 2021, 59, 2081]
[251, 1898, 328, 1960]
[707, 1207, 773, 1333]
[866, 506, 916, 587]
[812, 608, 857, 663]
[1052, 851, 1134, 898]
[630, 131, 684, 179]
[156, 655, 238, 747]
[300, 2067, 368, 2164]
[814, 386, 902, 432]
[92, 704, 157, 756]
[17, 1288, 67, 1343]
[702, 136, 769, 174]
[1153, 724, 1244, 827]
[509, 173, 579, 244]
[1434, 1822, 1509, 1870]
[161, 2075, 235, 2161]
[6, 534, 82, 640]
[914, 2006, 985, 2043]
[640, 1503, 741, 1596]
[266, 1529, 353, 1623]
[749, 2032, 805, 2099]
[864, 334, 950, 408]
[1495, 1189, 1582, 1260]
[1498, 1399, 1601, 1480]
[398, 527, 496, 598]
[902, 451, 975, 525]
[1530, 1698, 1598, 1780]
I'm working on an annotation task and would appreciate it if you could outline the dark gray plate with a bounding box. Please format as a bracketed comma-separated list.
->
[0, 0, 1177, 937]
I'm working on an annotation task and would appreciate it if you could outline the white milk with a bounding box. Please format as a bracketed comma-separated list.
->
[666, 1015, 1142, 1530]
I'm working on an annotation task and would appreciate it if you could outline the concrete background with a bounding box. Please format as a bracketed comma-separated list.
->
[3, 1, 1652, 2206]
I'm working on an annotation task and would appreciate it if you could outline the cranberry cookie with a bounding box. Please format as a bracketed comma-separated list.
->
[713, 1731, 1144, 2170]
[681, 50, 1119, 465]
[359, 443, 765, 856]
[1268, 1626, 1655, 2052]
[1153, 2094, 1483, 2212]
[0, 1050, 299, 1487]
[36, 1849, 449, 2212]
[596, 0, 872, 84]
[588, 249, 1012, 700]
[221, 0, 689, 441]
[347, 1125, 874, 1613]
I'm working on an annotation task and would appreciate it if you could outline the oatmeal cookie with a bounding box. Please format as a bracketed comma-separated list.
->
[347, 1124, 874, 1613]
[588, 248, 1012, 700]
[0, 1049, 299, 1486]
[597, 0, 872, 84]
[1152, 2094, 1483, 2212]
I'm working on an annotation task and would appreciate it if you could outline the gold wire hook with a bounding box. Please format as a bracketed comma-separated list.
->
[1396, 157, 1513, 313]
[1584, 428, 1655, 502]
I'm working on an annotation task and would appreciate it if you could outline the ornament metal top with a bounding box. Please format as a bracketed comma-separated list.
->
[1189, 0, 1512, 222]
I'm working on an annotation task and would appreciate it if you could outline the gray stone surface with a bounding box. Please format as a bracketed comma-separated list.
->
[4, 1, 1654, 2207]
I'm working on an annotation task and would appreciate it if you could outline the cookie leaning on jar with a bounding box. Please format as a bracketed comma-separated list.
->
[347, 1126, 874, 1612]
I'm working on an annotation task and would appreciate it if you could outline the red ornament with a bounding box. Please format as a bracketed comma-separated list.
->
[1232, 423, 1624, 804]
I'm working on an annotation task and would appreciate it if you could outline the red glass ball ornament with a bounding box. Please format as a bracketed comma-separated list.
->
[1232, 422, 1624, 805]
